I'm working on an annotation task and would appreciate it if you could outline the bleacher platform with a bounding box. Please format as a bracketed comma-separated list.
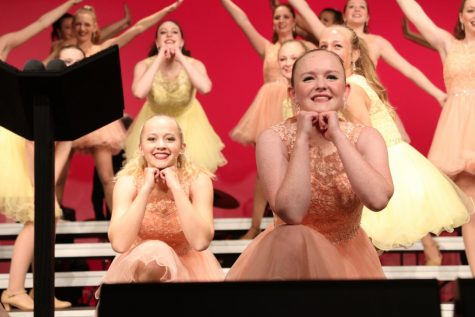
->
[0, 218, 470, 316]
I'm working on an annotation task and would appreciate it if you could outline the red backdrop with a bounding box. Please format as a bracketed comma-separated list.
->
[0, 0, 457, 220]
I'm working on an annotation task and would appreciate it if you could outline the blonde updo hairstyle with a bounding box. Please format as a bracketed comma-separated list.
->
[74, 5, 102, 44]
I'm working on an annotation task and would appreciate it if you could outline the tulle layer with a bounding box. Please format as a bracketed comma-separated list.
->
[230, 81, 289, 146]
[100, 240, 225, 284]
[72, 119, 126, 155]
[226, 223, 384, 281]
[361, 142, 474, 250]
[0, 127, 62, 223]
[125, 99, 226, 173]
[428, 93, 475, 176]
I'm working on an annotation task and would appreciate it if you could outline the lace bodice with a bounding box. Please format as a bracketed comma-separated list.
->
[347, 74, 402, 147]
[133, 172, 195, 255]
[444, 39, 475, 96]
[271, 120, 364, 243]
[145, 57, 195, 116]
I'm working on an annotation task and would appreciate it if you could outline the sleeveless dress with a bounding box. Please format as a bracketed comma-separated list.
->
[124, 57, 226, 174]
[225, 120, 384, 280]
[0, 127, 62, 223]
[428, 39, 475, 177]
[349, 74, 474, 251]
[97, 172, 224, 291]
[229, 43, 295, 145]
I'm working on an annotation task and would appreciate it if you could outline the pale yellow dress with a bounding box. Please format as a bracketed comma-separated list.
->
[0, 126, 61, 222]
[348, 74, 473, 250]
[124, 57, 226, 174]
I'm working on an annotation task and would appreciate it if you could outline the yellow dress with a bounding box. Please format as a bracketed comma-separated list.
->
[348, 74, 473, 250]
[0, 127, 61, 223]
[124, 57, 227, 174]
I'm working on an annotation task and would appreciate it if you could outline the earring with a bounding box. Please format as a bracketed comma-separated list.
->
[461, 22, 465, 31]
[177, 152, 185, 168]
[293, 102, 301, 113]
[351, 61, 356, 72]
[293, 25, 296, 33]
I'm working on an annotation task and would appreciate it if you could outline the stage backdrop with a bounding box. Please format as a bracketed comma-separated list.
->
[0, 0, 457, 220]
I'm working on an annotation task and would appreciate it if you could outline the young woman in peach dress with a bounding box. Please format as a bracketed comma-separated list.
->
[97, 115, 223, 296]
[226, 49, 394, 280]
[221, 0, 316, 239]
[396, 0, 475, 276]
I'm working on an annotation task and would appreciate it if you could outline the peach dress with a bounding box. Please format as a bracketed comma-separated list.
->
[428, 39, 475, 177]
[97, 172, 225, 291]
[229, 43, 293, 145]
[226, 120, 385, 280]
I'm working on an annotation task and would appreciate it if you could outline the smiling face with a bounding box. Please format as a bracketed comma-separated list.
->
[59, 16, 75, 40]
[343, 0, 369, 29]
[278, 41, 307, 81]
[290, 50, 349, 113]
[156, 21, 184, 50]
[319, 26, 359, 76]
[460, 0, 475, 35]
[73, 11, 98, 44]
[139, 116, 185, 170]
[273, 5, 296, 38]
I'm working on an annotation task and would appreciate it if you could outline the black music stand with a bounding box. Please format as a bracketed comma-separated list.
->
[0, 45, 124, 317]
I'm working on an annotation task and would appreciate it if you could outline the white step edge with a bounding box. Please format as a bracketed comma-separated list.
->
[0, 218, 274, 236]
[6, 303, 455, 317]
[0, 221, 465, 252]
[9, 308, 96, 317]
[0, 240, 255, 260]
[0, 266, 471, 289]
[0, 236, 467, 260]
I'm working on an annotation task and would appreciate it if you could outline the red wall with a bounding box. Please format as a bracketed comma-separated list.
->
[0, 0, 458, 220]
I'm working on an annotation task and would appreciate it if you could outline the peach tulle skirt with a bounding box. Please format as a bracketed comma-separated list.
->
[99, 240, 224, 286]
[428, 91, 475, 177]
[225, 223, 384, 281]
[230, 81, 289, 146]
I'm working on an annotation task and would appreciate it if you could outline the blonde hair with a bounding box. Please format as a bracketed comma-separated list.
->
[116, 115, 214, 182]
[74, 6, 101, 44]
[278, 39, 308, 56]
[334, 25, 396, 117]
